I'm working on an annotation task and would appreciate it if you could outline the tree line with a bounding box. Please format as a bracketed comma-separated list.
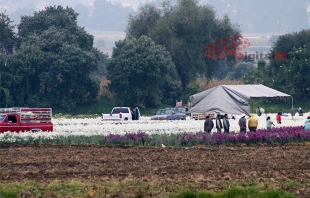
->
[0, 1, 309, 111]
[109, 0, 242, 108]
[109, 0, 310, 108]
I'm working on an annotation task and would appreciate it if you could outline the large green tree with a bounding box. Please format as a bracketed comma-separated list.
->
[2, 44, 45, 107]
[226, 61, 256, 80]
[0, 11, 15, 55]
[242, 60, 269, 85]
[107, 35, 180, 108]
[6, 6, 100, 110]
[268, 30, 310, 101]
[127, 0, 241, 91]
[0, 11, 15, 107]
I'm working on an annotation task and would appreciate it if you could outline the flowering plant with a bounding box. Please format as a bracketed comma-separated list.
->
[102, 126, 310, 147]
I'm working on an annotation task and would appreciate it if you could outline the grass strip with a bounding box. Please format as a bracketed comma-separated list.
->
[174, 187, 295, 198]
[0, 180, 299, 198]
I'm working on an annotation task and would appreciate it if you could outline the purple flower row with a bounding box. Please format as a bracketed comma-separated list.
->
[102, 126, 310, 146]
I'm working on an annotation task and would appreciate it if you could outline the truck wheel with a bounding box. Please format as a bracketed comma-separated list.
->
[124, 118, 128, 121]
[30, 128, 42, 133]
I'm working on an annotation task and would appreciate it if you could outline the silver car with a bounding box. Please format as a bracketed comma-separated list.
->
[151, 107, 187, 120]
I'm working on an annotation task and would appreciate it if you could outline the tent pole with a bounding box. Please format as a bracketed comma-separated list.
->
[265, 98, 267, 118]
[291, 96, 293, 108]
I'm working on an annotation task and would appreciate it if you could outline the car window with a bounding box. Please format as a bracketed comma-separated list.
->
[175, 108, 186, 113]
[156, 110, 164, 115]
[0, 114, 5, 121]
[164, 109, 172, 114]
[156, 109, 172, 115]
[7, 115, 17, 123]
[112, 108, 129, 113]
[156, 109, 167, 115]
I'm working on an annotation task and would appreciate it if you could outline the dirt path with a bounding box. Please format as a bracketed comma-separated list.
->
[0, 144, 310, 197]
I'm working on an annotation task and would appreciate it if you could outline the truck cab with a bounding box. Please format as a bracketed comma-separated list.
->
[0, 113, 21, 132]
[102, 107, 140, 121]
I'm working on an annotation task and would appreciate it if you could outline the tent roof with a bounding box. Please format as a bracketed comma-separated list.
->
[223, 84, 291, 99]
[188, 84, 291, 116]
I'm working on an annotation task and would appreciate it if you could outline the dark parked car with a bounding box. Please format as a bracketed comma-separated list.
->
[151, 107, 187, 120]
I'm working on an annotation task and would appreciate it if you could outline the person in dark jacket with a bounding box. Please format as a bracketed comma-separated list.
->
[298, 107, 303, 116]
[279, 109, 283, 116]
[238, 114, 247, 133]
[223, 114, 230, 133]
[215, 114, 223, 133]
[204, 116, 214, 133]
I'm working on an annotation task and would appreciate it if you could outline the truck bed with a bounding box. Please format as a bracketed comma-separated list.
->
[101, 114, 123, 121]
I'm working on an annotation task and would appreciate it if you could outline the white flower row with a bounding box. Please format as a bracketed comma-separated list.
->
[0, 113, 308, 141]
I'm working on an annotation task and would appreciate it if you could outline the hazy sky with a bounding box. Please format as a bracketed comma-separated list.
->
[1, 0, 309, 55]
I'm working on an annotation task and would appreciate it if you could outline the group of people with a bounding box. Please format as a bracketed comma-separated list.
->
[238, 114, 259, 132]
[280, 107, 304, 119]
[204, 110, 310, 133]
[204, 114, 230, 133]
[204, 113, 259, 133]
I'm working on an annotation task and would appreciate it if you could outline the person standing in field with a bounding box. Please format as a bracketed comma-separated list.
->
[279, 109, 283, 116]
[204, 116, 214, 133]
[298, 107, 304, 116]
[256, 106, 262, 116]
[290, 107, 296, 120]
[215, 114, 223, 133]
[223, 114, 230, 133]
[276, 112, 281, 124]
[248, 114, 258, 132]
[266, 116, 275, 129]
[304, 116, 310, 130]
[238, 114, 247, 133]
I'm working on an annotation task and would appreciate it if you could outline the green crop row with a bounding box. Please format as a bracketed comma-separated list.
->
[0, 181, 296, 198]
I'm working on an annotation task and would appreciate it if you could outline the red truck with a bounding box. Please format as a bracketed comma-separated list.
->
[0, 107, 53, 133]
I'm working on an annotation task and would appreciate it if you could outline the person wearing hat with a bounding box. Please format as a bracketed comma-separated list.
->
[248, 114, 258, 132]
[304, 116, 310, 130]
[238, 114, 247, 133]
[215, 114, 223, 133]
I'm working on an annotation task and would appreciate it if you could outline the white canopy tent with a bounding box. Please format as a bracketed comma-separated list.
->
[188, 84, 292, 116]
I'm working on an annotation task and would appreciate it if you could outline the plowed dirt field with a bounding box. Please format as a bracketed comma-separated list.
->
[1, 144, 310, 197]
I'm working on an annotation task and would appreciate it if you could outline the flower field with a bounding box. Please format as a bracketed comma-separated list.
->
[51, 113, 310, 135]
[0, 113, 308, 145]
